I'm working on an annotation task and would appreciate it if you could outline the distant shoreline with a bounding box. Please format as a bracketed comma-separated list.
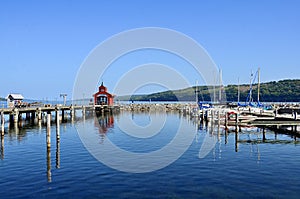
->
[1, 79, 300, 103]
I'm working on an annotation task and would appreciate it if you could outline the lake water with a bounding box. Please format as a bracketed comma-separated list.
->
[0, 110, 299, 198]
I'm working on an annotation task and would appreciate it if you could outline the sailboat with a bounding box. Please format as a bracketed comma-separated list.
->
[237, 67, 274, 117]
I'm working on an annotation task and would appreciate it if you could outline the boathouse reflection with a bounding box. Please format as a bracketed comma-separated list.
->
[96, 113, 114, 134]
[94, 113, 114, 143]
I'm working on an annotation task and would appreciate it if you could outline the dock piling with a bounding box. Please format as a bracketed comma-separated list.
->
[217, 110, 220, 127]
[61, 110, 65, 122]
[70, 105, 75, 118]
[55, 109, 60, 140]
[46, 112, 51, 148]
[224, 112, 228, 130]
[1, 111, 4, 136]
[235, 113, 239, 132]
[37, 108, 42, 120]
[82, 106, 86, 117]
[13, 108, 19, 124]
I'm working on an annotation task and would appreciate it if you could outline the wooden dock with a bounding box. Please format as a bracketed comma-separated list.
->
[0, 104, 120, 135]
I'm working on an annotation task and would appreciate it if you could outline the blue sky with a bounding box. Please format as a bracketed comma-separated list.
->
[0, 0, 299, 100]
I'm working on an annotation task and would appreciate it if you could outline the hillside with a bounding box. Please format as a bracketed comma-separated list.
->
[116, 79, 300, 102]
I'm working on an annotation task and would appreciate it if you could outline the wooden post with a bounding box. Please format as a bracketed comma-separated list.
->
[82, 106, 86, 117]
[217, 110, 220, 127]
[55, 109, 60, 140]
[13, 108, 19, 124]
[70, 105, 75, 118]
[235, 113, 239, 132]
[46, 112, 51, 148]
[31, 111, 35, 121]
[25, 112, 30, 120]
[37, 108, 42, 120]
[211, 109, 214, 124]
[61, 110, 65, 122]
[9, 114, 13, 124]
[1, 111, 4, 136]
[224, 112, 228, 130]
[38, 120, 42, 131]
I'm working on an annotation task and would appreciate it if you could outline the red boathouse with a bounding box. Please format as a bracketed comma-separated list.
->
[93, 82, 114, 105]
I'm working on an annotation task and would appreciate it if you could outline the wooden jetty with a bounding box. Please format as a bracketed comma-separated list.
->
[0, 104, 120, 135]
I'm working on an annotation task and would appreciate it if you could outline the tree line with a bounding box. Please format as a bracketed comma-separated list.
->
[116, 79, 300, 102]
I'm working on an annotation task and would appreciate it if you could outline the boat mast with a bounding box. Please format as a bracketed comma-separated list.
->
[257, 67, 260, 103]
[195, 80, 199, 104]
[249, 70, 253, 103]
[213, 72, 216, 103]
[238, 77, 240, 103]
[219, 69, 222, 102]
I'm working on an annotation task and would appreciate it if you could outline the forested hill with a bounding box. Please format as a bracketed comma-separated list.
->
[116, 79, 300, 102]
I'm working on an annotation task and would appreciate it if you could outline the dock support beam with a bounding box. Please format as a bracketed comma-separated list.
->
[55, 108, 60, 169]
[70, 106, 75, 118]
[201, 109, 204, 121]
[61, 110, 65, 122]
[37, 108, 42, 120]
[224, 112, 228, 130]
[1, 111, 4, 136]
[235, 113, 239, 132]
[82, 106, 86, 117]
[26, 112, 30, 120]
[13, 108, 19, 124]
[211, 109, 214, 125]
[46, 112, 51, 148]
[55, 109, 60, 140]
[46, 111, 52, 180]
[217, 110, 220, 127]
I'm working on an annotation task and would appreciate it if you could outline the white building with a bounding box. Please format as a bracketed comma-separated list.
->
[6, 94, 24, 108]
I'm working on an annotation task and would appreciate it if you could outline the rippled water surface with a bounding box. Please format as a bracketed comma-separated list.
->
[0, 111, 299, 198]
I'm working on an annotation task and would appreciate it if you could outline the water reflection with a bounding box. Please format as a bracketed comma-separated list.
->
[187, 113, 300, 162]
[1, 135, 4, 160]
[46, 145, 51, 182]
[46, 120, 61, 182]
[56, 125, 60, 169]
[1, 110, 300, 182]
[94, 113, 115, 143]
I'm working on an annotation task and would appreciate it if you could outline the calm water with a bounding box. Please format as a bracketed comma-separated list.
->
[0, 111, 299, 198]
